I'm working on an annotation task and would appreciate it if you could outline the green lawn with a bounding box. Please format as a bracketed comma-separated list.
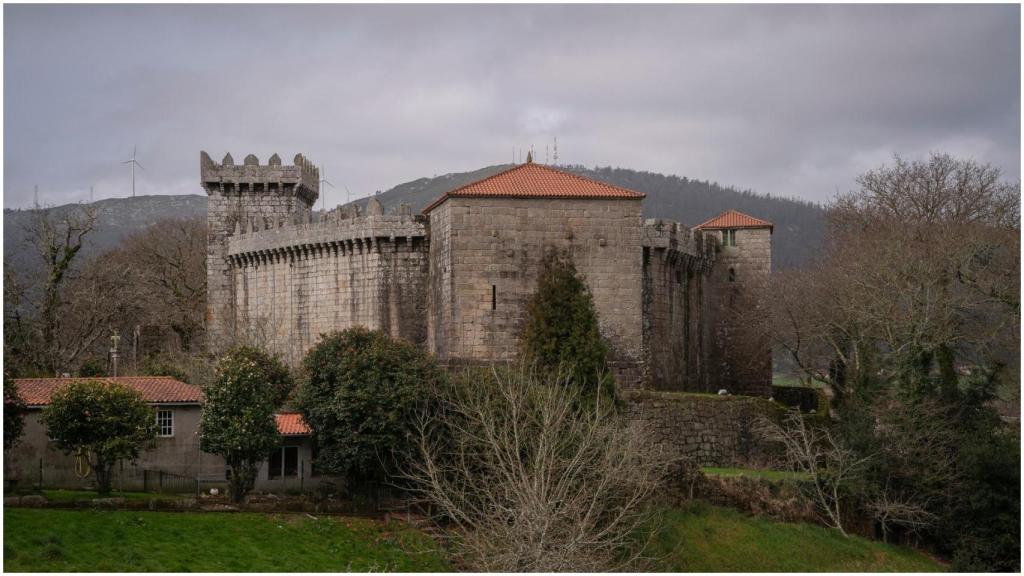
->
[3, 508, 450, 572]
[650, 502, 944, 572]
[700, 466, 810, 481]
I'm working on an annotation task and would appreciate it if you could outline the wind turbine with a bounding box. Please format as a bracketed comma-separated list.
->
[121, 146, 143, 197]
[319, 167, 334, 212]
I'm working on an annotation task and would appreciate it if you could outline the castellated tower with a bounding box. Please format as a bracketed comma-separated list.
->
[696, 210, 773, 396]
[201, 151, 320, 351]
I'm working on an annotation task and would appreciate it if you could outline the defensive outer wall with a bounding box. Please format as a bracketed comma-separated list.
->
[203, 152, 772, 395]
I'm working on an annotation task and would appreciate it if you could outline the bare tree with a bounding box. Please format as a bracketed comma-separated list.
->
[755, 411, 872, 535]
[866, 481, 938, 543]
[405, 364, 675, 571]
[15, 204, 98, 373]
[118, 217, 207, 351]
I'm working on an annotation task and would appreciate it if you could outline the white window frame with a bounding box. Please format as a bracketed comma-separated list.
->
[156, 409, 174, 437]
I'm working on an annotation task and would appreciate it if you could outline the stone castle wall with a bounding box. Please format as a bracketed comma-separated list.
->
[202, 152, 320, 351]
[226, 214, 429, 365]
[427, 196, 646, 389]
[641, 220, 715, 392]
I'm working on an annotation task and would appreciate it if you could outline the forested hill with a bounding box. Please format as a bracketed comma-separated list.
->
[3, 165, 825, 272]
[363, 164, 826, 269]
[3, 195, 207, 280]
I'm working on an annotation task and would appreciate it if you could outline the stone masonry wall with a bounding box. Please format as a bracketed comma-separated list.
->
[641, 219, 715, 392]
[704, 227, 773, 397]
[227, 214, 429, 366]
[427, 196, 646, 389]
[626, 390, 782, 467]
[202, 152, 320, 351]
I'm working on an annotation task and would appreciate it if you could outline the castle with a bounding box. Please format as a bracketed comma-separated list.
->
[202, 152, 772, 396]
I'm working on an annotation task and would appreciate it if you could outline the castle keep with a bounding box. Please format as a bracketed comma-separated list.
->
[203, 152, 773, 395]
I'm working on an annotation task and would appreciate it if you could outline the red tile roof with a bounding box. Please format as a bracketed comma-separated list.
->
[423, 162, 645, 213]
[275, 412, 311, 436]
[695, 209, 773, 231]
[14, 377, 202, 408]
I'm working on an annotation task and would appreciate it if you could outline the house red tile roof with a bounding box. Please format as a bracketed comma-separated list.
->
[275, 412, 311, 436]
[695, 209, 773, 231]
[423, 162, 645, 213]
[14, 377, 202, 408]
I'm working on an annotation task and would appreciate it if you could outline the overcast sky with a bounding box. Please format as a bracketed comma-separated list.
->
[4, 4, 1020, 209]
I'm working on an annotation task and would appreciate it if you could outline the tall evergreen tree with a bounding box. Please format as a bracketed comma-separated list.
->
[520, 253, 616, 404]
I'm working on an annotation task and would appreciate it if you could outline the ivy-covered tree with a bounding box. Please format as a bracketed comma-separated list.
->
[4, 371, 27, 450]
[520, 253, 616, 404]
[199, 346, 291, 503]
[42, 380, 157, 495]
[296, 328, 445, 485]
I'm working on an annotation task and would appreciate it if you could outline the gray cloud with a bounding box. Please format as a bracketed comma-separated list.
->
[4, 4, 1019, 208]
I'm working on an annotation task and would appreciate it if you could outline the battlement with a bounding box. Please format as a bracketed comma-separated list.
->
[200, 151, 320, 205]
[642, 218, 714, 271]
[226, 212, 428, 259]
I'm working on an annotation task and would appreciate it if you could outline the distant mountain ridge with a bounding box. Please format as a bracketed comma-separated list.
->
[3, 165, 825, 274]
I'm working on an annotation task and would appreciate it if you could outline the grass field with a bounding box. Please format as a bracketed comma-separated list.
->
[4, 502, 944, 572]
[651, 502, 944, 572]
[3, 508, 449, 572]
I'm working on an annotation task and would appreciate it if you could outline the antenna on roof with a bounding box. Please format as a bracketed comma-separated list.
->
[545, 144, 549, 165]
[553, 137, 559, 165]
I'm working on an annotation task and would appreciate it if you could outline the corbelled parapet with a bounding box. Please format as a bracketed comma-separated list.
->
[642, 218, 714, 272]
[200, 151, 320, 205]
[227, 213, 428, 260]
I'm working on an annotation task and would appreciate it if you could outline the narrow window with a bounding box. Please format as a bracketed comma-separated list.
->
[269, 446, 300, 479]
[283, 446, 299, 477]
[728, 267, 737, 283]
[492, 285, 497, 310]
[723, 229, 737, 247]
[268, 448, 283, 479]
[156, 409, 174, 437]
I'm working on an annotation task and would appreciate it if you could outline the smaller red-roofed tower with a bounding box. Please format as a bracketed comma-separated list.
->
[696, 210, 773, 396]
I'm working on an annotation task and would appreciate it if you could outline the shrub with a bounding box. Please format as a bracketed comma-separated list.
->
[406, 363, 673, 571]
[520, 253, 616, 405]
[76, 358, 106, 377]
[296, 328, 445, 485]
[199, 346, 292, 502]
[41, 380, 157, 495]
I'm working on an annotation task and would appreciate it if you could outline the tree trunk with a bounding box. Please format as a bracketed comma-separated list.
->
[94, 460, 114, 496]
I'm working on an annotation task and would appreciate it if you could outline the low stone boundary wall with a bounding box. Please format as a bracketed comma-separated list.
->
[626, 390, 783, 468]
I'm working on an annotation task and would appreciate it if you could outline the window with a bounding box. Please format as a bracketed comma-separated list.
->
[728, 267, 737, 283]
[156, 409, 174, 437]
[491, 285, 497, 310]
[268, 446, 299, 479]
[723, 229, 737, 247]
